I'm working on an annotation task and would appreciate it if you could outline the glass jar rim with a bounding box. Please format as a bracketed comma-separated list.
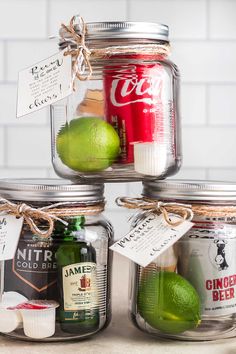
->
[0, 178, 104, 203]
[142, 179, 236, 202]
[59, 21, 169, 42]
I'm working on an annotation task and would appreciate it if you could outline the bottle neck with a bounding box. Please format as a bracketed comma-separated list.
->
[54, 216, 86, 241]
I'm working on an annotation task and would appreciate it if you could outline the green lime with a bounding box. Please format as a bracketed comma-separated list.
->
[56, 117, 120, 172]
[138, 271, 201, 334]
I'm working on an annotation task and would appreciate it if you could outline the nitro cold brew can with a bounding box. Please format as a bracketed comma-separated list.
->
[178, 220, 236, 316]
[4, 231, 59, 301]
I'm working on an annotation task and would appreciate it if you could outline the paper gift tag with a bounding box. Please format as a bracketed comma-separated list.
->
[0, 215, 23, 261]
[110, 213, 193, 267]
[17, 49, 72, 118]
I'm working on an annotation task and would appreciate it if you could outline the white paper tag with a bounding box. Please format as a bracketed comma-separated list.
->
[110, 213, 194, 267]
[0, 215, 23, 261]
[17, 50, 72, 118]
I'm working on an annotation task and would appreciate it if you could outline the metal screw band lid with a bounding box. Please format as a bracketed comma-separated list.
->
[142, 180, 236, 202]
[59, 21, 169, 43]
[0, 179, 104, 203]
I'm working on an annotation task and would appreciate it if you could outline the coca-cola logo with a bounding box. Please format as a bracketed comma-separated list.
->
[110, 74, 163, 107]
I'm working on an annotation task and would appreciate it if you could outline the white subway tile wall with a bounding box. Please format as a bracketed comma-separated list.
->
[7, 126, 51, 167]
[209, 85, 236, 125]
[181, 84, 206, 125]
[49, 0, 127, 35]
[6, 40, 57, 81]
[0, 0, 47, 39]
[0, 42, 4, 81]
[209, 0, 236, 39]
[128, 0, 207, 39]
[0, 0, 235, 239]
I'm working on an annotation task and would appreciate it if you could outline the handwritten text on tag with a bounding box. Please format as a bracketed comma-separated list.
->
[17, 50, 72, 118]
[110, 213, 194, 267]
[0, 215, 23, 261]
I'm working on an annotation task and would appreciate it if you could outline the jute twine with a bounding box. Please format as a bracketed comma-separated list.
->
[0, 198, 104, 239]
[116, 197, 236, 227]
[60, 15, 170, 86]
[116, 197, 194, 227]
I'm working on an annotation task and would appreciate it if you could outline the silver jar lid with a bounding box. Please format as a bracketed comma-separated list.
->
[59, 21, 169, 42]
[142, 180, 236, 202]
[0, 179, 104, 203]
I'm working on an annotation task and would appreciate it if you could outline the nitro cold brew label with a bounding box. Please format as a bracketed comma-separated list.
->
[4, 238, 58, 299]
[62, 262, 98, 312]
[178, 223, 236, 316]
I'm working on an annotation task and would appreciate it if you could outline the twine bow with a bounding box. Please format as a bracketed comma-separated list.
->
[0, 198, 67, 238]
[0, 198, 105, 239]
[60, 16, 171, 89]
[116, 197, 193, 227]
[61, 15, 92, 85]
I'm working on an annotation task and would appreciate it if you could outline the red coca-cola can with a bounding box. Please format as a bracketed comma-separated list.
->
[103, 59, 168, 164]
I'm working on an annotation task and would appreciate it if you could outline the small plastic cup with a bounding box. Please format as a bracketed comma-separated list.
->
[0, 291, 27, 333]
[2, 291, 28, 306]
[0, 309, 22, 333]
[11, 300, 59, 339]
[134, 142, 168, 176]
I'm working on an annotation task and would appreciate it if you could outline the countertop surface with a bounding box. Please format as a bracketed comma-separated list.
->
[0, 254, 236, 354]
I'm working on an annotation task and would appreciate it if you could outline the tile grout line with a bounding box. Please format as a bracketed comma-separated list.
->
[46, 0, 51, 38]
[2, 40, 7, 82]
[206, 0, 210, 40]
[205, 83, 210, 126]
[3, 126, 8, 168]
[126, 0, 130, 20]
[46, 167, 52, 178]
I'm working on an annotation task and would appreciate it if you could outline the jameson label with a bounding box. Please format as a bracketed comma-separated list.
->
[178, 220, 236, 316]
[4, 238, 59, 300]
[63, 262, 98, 311]
[17, 49, 72, 117]
[110, 213, 193, 267]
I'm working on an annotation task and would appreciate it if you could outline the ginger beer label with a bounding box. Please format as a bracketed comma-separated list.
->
[178, 220, 236, 316]
[62, 262, 98, 311]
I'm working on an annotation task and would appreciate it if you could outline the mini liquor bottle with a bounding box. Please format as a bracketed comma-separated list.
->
[55, 216, 99, 334]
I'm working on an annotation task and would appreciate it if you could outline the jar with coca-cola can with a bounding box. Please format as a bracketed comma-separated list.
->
[50, 16, 182, 182]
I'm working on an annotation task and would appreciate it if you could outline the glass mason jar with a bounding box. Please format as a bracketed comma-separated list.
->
[129, 180, 236, 341]
[50, 20, 181, 182]
[0, 179, 113, 342]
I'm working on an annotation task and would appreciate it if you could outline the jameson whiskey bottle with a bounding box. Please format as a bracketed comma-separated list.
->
[55, 216, 99, 334]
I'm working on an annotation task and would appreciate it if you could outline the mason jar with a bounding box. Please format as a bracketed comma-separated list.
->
[129, 180, 236, 341]
[0, 179, 113, 342]
[51, 19, 181, 182]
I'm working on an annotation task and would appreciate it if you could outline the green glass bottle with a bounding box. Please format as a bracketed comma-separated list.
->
[55, 216, 99, 334]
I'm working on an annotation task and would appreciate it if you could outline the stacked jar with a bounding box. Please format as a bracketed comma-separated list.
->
[51, 17, 182, 181]
[128, 180, 236, 341]
[50, 17, 183, 341]
[0, 179, 113, 341]
[1, 15, 182, 343]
